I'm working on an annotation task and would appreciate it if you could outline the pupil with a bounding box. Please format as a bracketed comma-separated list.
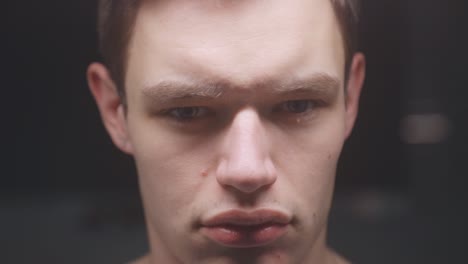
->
[287, 101, 309, 113]
[178, 107, 197, 118]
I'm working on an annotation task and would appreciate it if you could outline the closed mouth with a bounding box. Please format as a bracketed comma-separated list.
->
[200, 209, 291, 247]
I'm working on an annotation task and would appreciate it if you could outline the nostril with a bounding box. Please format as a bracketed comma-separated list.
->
[233, 179, 269, 194]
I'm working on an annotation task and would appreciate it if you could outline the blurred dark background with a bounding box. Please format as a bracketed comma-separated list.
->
[2, 0, 467, 263]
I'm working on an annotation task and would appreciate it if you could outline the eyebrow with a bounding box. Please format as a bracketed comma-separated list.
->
[141, 73, 341, 104]
[142, 79, 227, 103]
[270, 73, 341, 99]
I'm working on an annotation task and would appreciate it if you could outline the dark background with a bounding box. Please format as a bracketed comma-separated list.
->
[2, 0, 467, 263]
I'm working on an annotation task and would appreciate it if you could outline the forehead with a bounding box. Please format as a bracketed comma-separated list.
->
[126, 0, 345, 90]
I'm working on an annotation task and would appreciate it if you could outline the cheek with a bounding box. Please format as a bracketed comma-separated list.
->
[274, 109, 346, 176]
[276, 138, 342, 209]
[127, 117, 216, 224]
[273, 111, 346, 213]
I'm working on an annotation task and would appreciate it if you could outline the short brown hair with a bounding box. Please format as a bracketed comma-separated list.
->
[97, 0, 360, 97]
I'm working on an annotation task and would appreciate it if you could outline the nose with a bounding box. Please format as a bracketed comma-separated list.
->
[215, 108, 277, 194]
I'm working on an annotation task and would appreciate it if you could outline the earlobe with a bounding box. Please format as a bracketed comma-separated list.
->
[344, 53, 366, 139]
[87, 63, 134, 154]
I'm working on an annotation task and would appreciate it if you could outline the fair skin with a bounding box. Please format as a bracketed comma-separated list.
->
[88, 0, 365, 263]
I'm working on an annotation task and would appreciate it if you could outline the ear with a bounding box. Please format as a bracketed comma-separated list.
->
[87, 63, 134, 154]
[344, 53, 366, 139]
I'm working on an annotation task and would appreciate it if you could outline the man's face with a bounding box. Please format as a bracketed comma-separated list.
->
[92, 0, 363, 263]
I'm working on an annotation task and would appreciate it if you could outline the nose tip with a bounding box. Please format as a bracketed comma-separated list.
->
[216, 158, 277, 193]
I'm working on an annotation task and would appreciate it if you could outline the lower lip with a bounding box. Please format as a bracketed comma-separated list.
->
[201, 223, 288, 248]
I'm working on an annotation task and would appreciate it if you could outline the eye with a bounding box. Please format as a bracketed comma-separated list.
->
[167, 107, 210, 121]
[280, 100, 316, 114]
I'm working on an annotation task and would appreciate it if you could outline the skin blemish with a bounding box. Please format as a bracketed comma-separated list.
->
[201, 169, 209, 177]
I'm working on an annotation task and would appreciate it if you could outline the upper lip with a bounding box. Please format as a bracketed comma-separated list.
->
[201, 209, 292, 227]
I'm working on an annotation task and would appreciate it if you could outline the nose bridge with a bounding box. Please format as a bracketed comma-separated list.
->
[229, 107, 265, 155]
[216, 107, 277, 193]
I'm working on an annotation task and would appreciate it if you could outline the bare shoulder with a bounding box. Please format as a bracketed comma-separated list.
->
[328, 249, 351, 264]
[334, 254, 351, 264]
